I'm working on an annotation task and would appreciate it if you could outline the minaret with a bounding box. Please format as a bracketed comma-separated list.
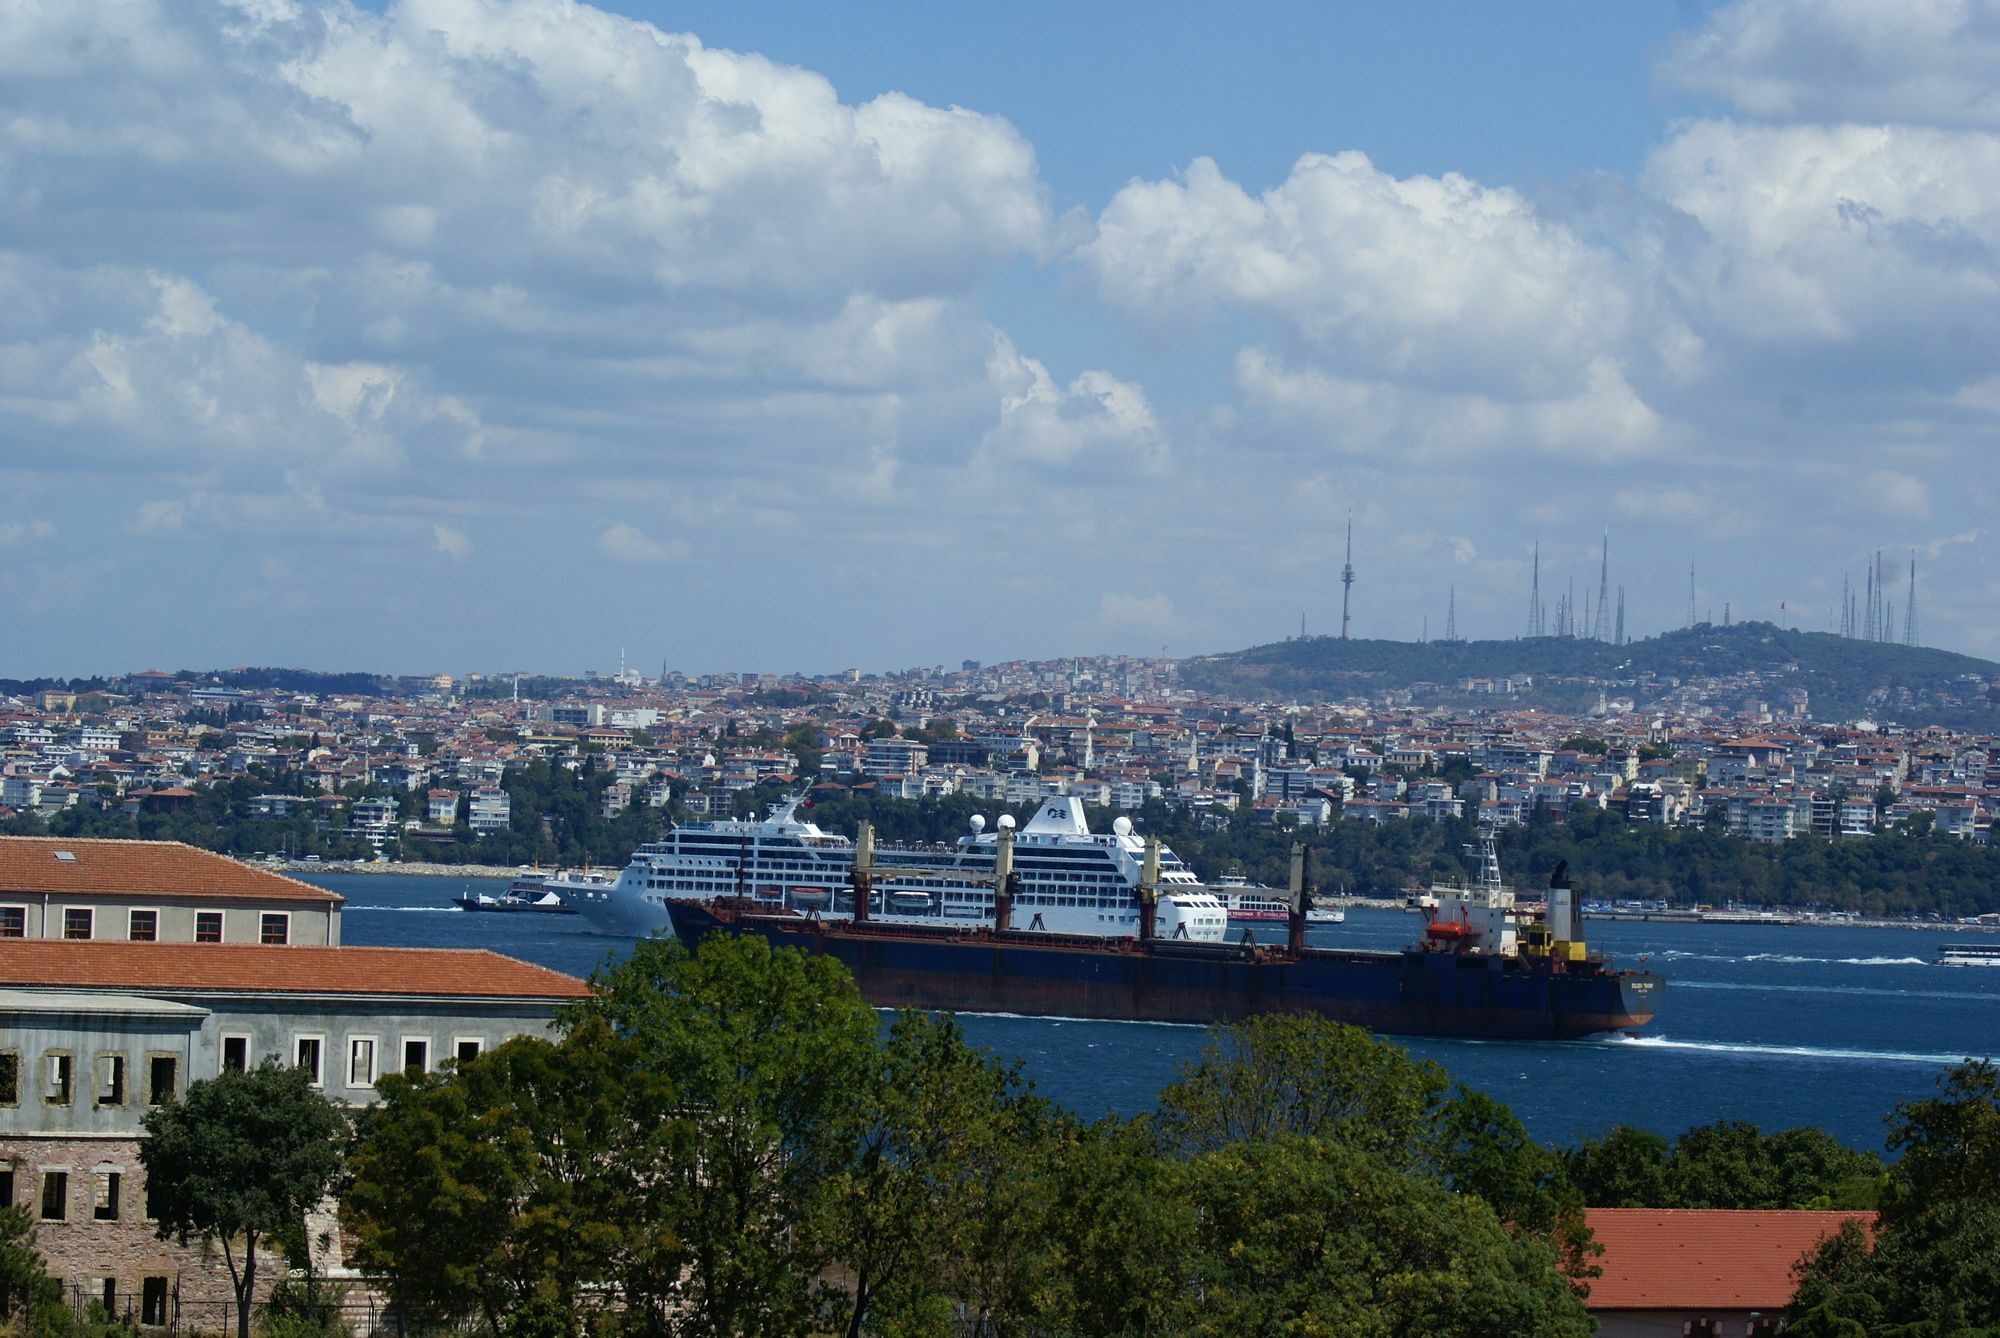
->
[1527, 540, 1543, 638]
[1186, 726, 1200, 776]
[1340, 511, 1355, 640]
[1444, 585, 1457, 642]
[1083, 712, 1096, 770]
[1592, 528, 1611, 642]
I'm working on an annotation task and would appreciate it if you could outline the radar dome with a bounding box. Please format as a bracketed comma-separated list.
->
[969, 814, 987, 833]
[996, 814, 1017, 830]
[1111, 815, 1134, 837]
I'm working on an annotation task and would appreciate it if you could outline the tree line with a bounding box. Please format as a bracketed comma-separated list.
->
[5, 936, 1995, 1337]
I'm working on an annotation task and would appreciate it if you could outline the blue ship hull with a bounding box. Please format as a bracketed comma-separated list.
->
[666, 901, 1663, 1039]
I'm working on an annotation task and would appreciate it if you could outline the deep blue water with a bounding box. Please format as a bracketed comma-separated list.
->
[315, 873, 2000, 1154]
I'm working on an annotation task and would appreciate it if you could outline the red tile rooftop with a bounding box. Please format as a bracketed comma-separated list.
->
[1582, 1209, 1872, 1311]
[0, 939, 590, 1001]
[0, 835, 341, 904]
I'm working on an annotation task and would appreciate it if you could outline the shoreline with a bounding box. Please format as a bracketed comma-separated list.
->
[274, 860, 523, 879]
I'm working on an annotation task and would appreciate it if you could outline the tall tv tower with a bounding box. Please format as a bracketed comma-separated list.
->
[1687, 564, 1697, 629]
[1592, 528, 1611, 642]
[1527, 540, 1543, 637]
[1904, 551, 1918, 647]
[1445, 584, 1457, 642]
[1614, 586, 1626, 647]
[1340, 511, 1355, 640]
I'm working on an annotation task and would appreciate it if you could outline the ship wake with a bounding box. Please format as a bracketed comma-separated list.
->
[1595, 1033, 1988, 1066]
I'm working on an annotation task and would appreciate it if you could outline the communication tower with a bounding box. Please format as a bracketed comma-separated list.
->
[1527, 540, 1543, 638]
[1340, 512, 1355, 640]
[1592, 529, 1611, 642]
[1445, 585, 1457, 642]
[1904, 552, 1918, 647]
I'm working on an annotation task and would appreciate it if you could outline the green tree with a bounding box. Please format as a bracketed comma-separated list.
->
[1176, 1137, 1593, 1337]
[1564, 1125, 1672, 1207]
[574, 934, 880, 1337]
[817, 1012, 1051, 1337]
[140, 1062, 349, 1338]
[1154, 1013, 1450, 1162]
[0, 1204, 59, 1321]
[342, 1018, 643, 1336]
[1791, 1062, 2000, 1335]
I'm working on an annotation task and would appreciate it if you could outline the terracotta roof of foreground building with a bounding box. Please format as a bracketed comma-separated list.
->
[0, 940, 590, 1001]
[0, 835, 340, 904]
[1583, 1209, 1875, 1311]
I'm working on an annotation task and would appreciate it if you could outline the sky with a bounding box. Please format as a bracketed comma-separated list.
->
[4, 0, 2000, 677]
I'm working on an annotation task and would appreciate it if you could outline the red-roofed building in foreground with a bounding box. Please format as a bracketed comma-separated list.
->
[0, 938, 588, 1325]
[1583, 1208, 1874, 1337]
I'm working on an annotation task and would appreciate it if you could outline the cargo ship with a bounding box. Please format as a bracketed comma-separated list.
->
[665, 822, 1663, 1040]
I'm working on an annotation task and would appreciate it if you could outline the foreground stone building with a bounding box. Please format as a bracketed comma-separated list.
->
[0, 933, 588, 1322]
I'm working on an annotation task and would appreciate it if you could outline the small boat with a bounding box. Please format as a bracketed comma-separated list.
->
[452, 877, 578, 915]
[1936, 943, 2000, 967]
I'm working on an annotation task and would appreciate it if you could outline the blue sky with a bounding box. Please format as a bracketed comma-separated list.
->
[3, 0, 1999, 676]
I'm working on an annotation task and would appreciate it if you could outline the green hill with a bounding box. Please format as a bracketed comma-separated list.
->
[1180, 622, 2000, 727]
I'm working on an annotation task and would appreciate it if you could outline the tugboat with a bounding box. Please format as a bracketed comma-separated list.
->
[666, 822, 1663, 1040]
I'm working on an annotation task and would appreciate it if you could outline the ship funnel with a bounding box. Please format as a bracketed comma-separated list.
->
[1546, 860, 1579, 949]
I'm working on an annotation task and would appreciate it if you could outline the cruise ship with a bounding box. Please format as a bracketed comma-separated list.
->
[565, 795, 1228, 942]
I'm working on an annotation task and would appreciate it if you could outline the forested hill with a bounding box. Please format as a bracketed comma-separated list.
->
[1179, 622, 2000, 726]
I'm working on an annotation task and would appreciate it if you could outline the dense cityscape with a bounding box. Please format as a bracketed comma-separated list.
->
[7, 0, 2000, 1333]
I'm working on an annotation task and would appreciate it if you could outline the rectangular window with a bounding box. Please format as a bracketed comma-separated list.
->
[195, 911, 223, 943]
[0, 907, 23, 938]
[147, 1056, 177, 1105]
[128, 909, 158, 941]
[0, 1053, 16, 1105]
[39, 1171, 66, 1221]
[142, 1278, 168, 1327]
[96, 1054, 126, 1107]
[454, 1038, 484, 1065]
[100, 1278, 115, 1314]
[220, 1036, 249, 1074]
[0, 1166, 14, 1208]
[93, 1171, 120, 1221]
[401, 1038, 429, 1075]
[62, 908, 92, 940]
[294, 1036, 323, 1087]
[259, 913, 289, 945]
[45, 1053, 72, 1106]
[144, 1176, 164, 1222]
[347, 1037, 376, 1088]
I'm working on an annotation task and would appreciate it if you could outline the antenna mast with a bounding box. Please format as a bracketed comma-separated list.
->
[1592, 528, 1611, 642]
[1527, 540, 1542, 637]
[1445, 584, 1457, 642]
[1905, 552, 1918, 647]
[1614, 586, 1625, 647]
[1687, 564, 1696, 629]
[1340, 511, 1355, 640]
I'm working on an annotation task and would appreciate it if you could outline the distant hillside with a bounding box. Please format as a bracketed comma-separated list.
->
[1179, 622, 2000, 727]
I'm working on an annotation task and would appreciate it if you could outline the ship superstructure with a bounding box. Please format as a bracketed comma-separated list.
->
[567, 795, 1227, 942]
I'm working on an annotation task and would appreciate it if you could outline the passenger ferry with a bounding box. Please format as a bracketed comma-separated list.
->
[566, 795, 1228, 942]
[1936, 942, 2000, 968]
[1213, 872, 1344, 925]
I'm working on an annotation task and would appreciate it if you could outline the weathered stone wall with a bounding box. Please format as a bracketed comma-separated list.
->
[2, 1134, 281, 1318]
